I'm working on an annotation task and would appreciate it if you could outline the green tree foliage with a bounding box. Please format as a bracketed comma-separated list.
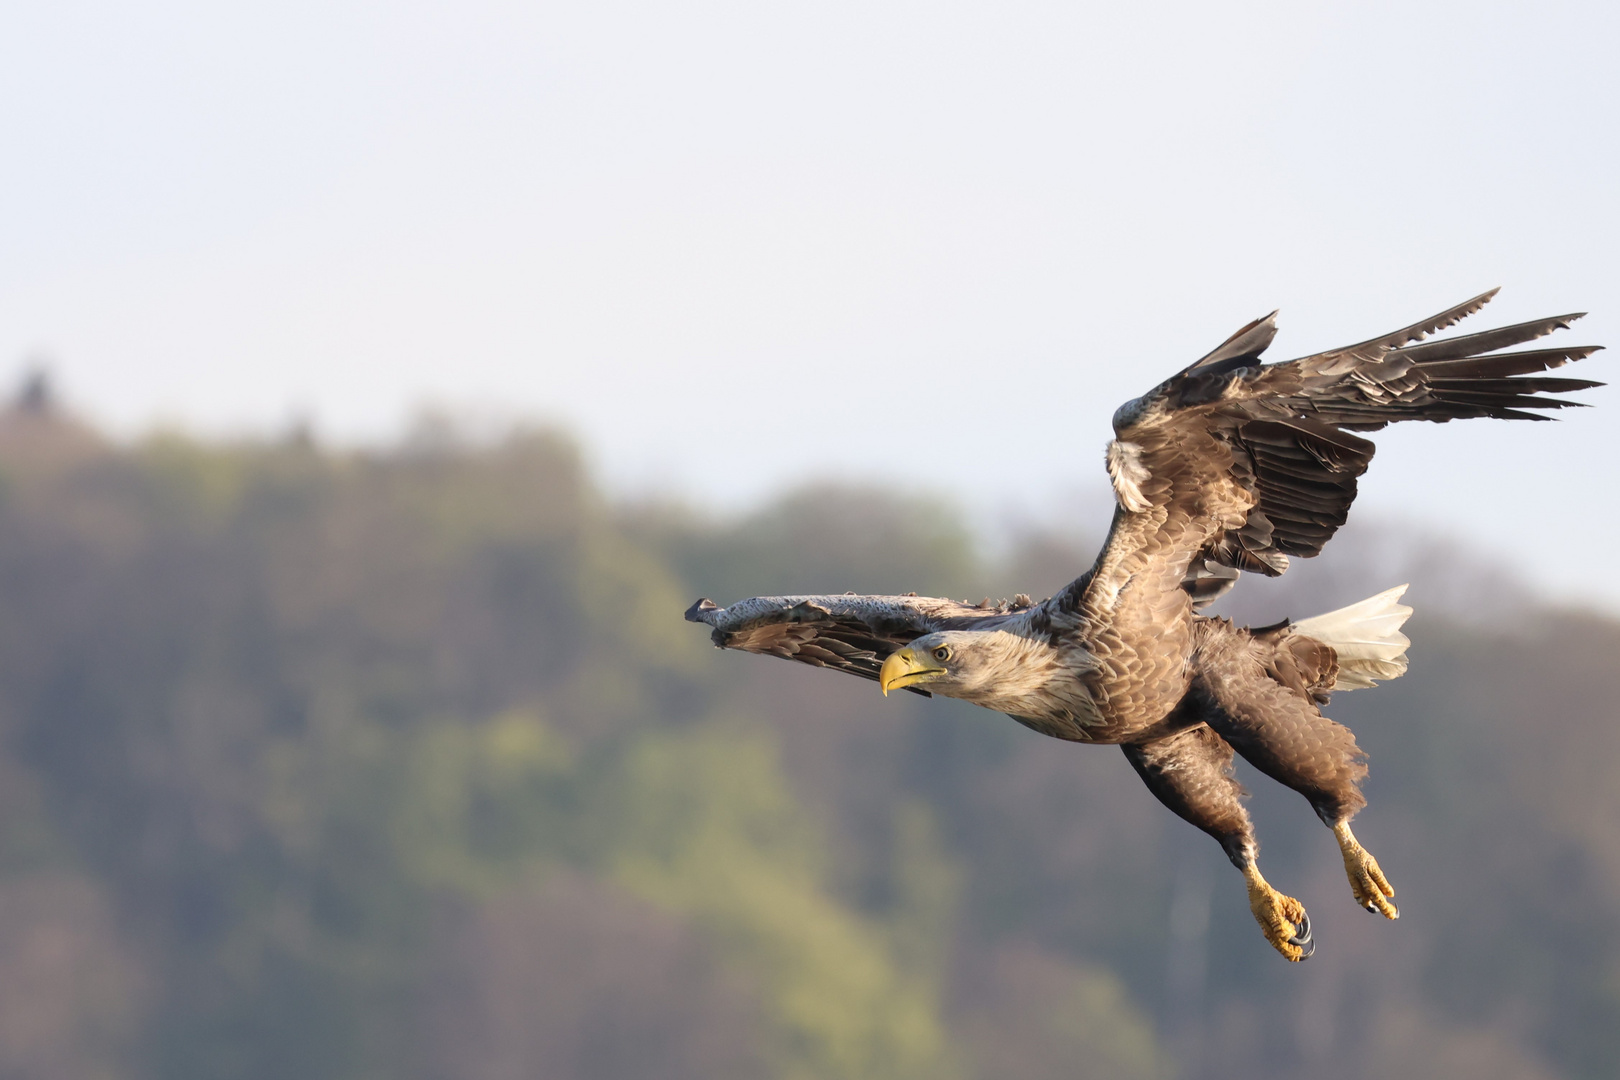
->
[609, 723, 960, 1080]
[0, 401, 1611, 1079]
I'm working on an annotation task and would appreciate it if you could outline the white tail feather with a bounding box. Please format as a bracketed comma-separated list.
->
[1292, 584, 1413, 691]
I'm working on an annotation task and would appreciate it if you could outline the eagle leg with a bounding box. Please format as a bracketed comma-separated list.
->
[1333, 821, 1398, 919]
[1122, 723, 1312, 961]
[1190, 620, 1401, 923]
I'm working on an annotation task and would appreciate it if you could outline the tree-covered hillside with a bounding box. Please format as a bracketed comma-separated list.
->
[0, 396, 1611, 1079]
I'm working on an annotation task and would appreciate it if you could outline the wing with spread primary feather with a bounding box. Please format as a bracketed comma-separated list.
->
[1095, 289, 1604, 609]
[684, 593, 1032, 695]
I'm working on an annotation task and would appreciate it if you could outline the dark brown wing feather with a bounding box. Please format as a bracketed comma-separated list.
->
[1100, 290, 1603, 609]
[683, 593, 1028, 695]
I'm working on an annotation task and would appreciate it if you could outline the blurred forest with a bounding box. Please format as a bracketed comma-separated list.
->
[0, 386, 1614, 1080]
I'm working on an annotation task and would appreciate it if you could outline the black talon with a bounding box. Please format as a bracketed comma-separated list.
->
[1289, 911, 1314, 959]
[1363, 901, 1378, 914]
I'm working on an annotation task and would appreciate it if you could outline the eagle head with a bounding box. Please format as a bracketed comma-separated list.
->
[879, 628, 1101, 734]
[879, 631, 1022, 699]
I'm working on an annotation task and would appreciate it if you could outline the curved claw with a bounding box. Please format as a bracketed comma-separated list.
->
[1335, 822, 1399, 920]
[1245, 866, 1314, 962]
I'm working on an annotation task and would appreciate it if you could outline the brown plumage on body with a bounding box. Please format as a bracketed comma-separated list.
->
[685, 290, 1602, 961]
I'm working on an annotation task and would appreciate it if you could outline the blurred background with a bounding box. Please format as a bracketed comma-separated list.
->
[0, 1, 1617, 1077]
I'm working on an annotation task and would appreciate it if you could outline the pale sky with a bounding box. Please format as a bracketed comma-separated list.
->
[2, 0, 1616, 606]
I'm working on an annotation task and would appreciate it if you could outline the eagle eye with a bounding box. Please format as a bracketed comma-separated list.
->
[932, 646, 951, 662]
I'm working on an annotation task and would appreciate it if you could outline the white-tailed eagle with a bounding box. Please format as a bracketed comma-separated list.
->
[685, 290, 1602, 960]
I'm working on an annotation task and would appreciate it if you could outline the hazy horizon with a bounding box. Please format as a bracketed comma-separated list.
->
[4, 0, 1615, 603]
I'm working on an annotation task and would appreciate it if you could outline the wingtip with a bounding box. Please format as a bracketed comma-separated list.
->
[1187, 310, 1281, 372]
[1450, 287, 1501, 324]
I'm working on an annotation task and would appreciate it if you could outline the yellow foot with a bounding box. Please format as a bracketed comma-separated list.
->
[1334, 821, 1398, 919]
[1243, 864, 1313, 961]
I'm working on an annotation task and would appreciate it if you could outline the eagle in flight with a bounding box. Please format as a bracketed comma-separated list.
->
[685, 290, 1602, 961]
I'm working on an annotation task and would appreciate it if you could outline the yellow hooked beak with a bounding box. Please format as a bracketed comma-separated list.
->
[879, 647, 945, 696]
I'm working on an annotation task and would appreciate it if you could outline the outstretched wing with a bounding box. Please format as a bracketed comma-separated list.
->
[684, 593, 1029, 695]
[1103, 289, 1604, 607]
